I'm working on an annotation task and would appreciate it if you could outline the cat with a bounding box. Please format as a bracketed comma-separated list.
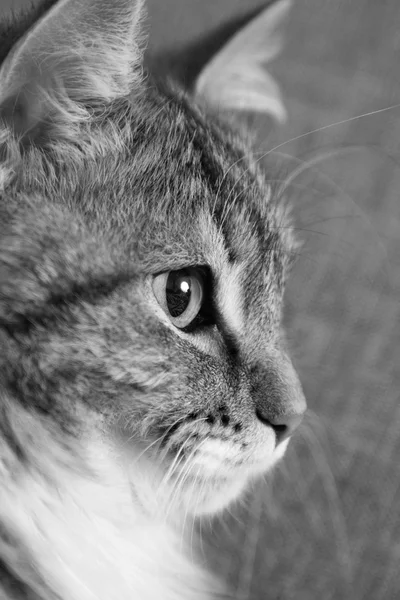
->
[0, 0, 306, 598]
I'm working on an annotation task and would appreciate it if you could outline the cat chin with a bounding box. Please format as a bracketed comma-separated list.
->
[116, 430, 290, 518]
[180, 474, 249, 516]
[179, 439, 290, 516]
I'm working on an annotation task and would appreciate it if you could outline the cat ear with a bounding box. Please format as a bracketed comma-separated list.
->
[194, 0, 290, 123]
[0, 0, 144, 141]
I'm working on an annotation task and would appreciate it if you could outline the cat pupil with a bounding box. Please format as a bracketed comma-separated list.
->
[166, 270, 192, 317]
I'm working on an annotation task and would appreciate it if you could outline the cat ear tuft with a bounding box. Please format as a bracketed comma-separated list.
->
[0, 0, 145, 141]
[194, 0, 291, 123]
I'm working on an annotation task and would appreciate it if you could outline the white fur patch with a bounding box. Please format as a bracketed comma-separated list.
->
[0, 427, 215, 600]
[217, 261, 244, 335]
[192, 438, 238, 472]
[177, 432, 289, 516]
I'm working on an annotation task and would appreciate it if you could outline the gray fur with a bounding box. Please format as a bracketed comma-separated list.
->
[0, 0, 305, 598]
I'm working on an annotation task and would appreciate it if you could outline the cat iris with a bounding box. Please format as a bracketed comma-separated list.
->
[152, 266, 215, 332]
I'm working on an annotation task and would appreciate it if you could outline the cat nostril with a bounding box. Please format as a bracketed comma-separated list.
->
[255, 409, 304, 444]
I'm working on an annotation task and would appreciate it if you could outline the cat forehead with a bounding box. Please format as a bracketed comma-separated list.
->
[2, 75, 293, 290]
[116, 89, 293, 341]
[124, 85, 293, 270]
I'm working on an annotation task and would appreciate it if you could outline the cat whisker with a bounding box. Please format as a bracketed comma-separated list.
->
[337, 141, 400, 171]
[158, 417, 210, 486]
[267, 143, 400, 224]
[120, 415, 190, 465]
[161, 435, 201, 497]
[163, 444, 199, 521]
[159, 414, 191, 444]
[301, 215, 362, 228]
[216, 152, 356, 256]
[131, 432, 170, 464]
[276, 142, 400, 174]
[214, 103, 400, 235]
[258, 102, 400, 163]
[164, 438, 209, 522]
[263, 177, 325, 197]
[160, 438, 190, 490]
[273, 152, 391, 273]
[141, 414, 207, 461]
[215, 105, 400, 248]
[158, 450, 190, 521]
[276, 147, 369, 199]
[215, 101, 400, 187]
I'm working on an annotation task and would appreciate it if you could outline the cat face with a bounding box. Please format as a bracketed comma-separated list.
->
[0, 0, 305, 516]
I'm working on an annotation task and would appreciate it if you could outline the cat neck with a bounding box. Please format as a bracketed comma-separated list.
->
[112, 426, 197, 534]
[1, 413, 212, 600]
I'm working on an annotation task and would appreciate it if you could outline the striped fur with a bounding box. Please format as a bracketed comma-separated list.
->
[0, 0, 304, 598]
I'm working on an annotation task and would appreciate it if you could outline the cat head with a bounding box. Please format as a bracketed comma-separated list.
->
[0, 0, 305, 516]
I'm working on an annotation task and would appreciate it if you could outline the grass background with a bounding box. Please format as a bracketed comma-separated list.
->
[1, 0, 399, 598]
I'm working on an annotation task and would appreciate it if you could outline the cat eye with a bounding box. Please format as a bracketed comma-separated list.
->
[152, 267, 214, 332]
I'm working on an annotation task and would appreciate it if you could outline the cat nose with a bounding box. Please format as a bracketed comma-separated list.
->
[252, 352, 307, 444]
[256, 409, 304, 444]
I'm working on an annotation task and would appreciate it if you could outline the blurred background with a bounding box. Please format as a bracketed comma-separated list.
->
[2, 0, 399, 598]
